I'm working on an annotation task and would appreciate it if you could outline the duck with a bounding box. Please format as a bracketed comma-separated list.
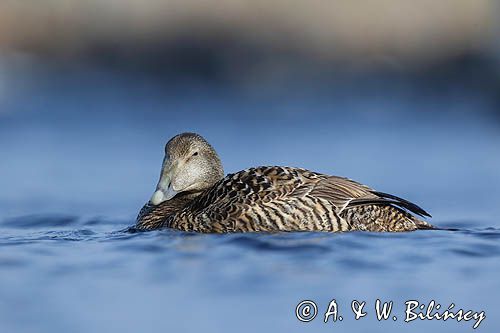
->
[135, 132, 433, 232]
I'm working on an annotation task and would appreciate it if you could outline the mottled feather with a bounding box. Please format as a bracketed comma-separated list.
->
[136, 166, 433, 232]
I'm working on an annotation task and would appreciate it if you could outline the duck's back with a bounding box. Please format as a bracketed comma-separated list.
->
[168, 166, 432, 232]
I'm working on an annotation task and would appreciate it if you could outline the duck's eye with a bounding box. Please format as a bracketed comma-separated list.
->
[192, 152, 199, 157]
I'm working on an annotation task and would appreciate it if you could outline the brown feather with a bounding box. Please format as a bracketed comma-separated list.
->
[136, 166, 433, 232]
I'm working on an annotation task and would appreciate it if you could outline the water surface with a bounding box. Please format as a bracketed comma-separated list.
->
[1, 216, 499, 332]
[0, 62, 499, 332]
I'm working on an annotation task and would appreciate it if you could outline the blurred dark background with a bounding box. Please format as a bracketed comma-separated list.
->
[0, 0, 499, 221]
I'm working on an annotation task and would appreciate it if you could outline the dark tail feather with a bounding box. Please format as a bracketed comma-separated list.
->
[369, 191, 432, 218]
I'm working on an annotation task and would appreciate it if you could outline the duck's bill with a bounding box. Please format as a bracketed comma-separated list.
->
[150, 186, 178, 205]
[150, 158, 178, 205]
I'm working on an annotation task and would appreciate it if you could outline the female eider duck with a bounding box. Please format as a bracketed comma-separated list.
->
[136, 132, 433, 232]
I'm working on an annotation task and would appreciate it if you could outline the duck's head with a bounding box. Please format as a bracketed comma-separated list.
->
[150, 132, 224, 205]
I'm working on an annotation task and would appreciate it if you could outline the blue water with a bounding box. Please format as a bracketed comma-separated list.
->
[1, 61, 500, 332]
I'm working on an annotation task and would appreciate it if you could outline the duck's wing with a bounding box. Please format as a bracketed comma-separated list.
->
[308, 175, 431, 218]
[174, 166, 431, 232]
[187, 166, 431, 218]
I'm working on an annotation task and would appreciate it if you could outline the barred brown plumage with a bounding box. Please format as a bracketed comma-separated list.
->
[135, 132, 433, 232]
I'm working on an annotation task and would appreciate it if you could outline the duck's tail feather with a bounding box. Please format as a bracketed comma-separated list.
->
[368, 191, 432, 218]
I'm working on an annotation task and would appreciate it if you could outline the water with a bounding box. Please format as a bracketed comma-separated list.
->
[1, 60, 500, 332]
[1, 218, 499, 332]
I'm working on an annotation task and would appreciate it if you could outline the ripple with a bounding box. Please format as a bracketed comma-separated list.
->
[0, 215, 131, 229]
[1, 214, 79, 228]
[469, 228, 500, 240]
[0, 229, 99, 243]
